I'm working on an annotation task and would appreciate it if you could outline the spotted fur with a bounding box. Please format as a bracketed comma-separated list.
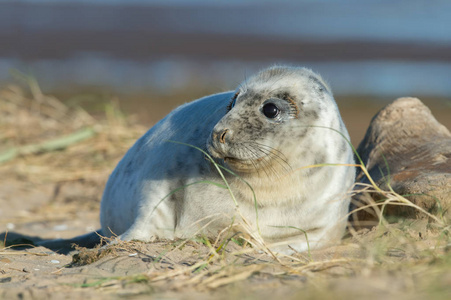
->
[100, 66, 355, 254]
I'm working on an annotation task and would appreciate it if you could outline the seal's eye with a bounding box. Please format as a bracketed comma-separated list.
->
[262, 103, 280, 119]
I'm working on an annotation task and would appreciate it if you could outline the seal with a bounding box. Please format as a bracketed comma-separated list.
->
[98, 66, 355, 254]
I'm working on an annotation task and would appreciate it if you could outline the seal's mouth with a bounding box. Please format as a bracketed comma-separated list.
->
[224, 156, 265, 163]
[221, 156, 269, 173]
[207, 141, 273, 173]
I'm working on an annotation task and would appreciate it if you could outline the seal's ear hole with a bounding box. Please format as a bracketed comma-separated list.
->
[262, 103, 280, 119]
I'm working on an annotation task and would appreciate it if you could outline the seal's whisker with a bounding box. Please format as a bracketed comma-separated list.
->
[249, 141, 290, 164]
[252, 144, 291, 171]
[238, 77, 250, 94]
[245, 143, 280, 179]
[265, 151, 292, 174]
[243, 143, 285, 180]
[240, 143, 271, 178]
[243, 144, 283, 178]
[247, 142, 292, 174]
[240, 71, 249, 93]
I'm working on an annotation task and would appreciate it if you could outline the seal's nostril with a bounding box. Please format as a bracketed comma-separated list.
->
[219, 129, 229, 144]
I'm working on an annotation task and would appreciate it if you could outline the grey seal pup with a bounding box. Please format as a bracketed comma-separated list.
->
[98, 66, 355, 254]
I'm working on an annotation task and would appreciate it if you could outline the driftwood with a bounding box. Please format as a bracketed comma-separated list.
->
[351, 97, 451, 223]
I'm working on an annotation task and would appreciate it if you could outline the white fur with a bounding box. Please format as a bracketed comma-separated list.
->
[100, 66, 355, 254]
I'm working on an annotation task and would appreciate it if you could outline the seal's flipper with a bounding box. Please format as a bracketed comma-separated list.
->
[36, 231, 104, 255]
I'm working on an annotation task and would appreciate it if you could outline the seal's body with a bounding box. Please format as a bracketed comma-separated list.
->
[100, 66, 355, 253]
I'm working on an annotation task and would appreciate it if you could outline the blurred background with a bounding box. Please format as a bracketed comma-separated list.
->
[1, 0, 450, 144]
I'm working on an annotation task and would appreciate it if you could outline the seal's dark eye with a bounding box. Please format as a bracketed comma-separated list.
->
[262, 103, 280, 119]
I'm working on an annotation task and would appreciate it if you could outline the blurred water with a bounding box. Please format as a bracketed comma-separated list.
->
[2, 56, 451, 98]
[1, 0, 450, 98]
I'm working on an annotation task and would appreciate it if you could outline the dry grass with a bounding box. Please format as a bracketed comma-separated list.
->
[0, 75, 146, 183]
[0, 78, 450, 299]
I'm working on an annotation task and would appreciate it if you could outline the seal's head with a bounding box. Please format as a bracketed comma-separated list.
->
[207, 66, 345, 175]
